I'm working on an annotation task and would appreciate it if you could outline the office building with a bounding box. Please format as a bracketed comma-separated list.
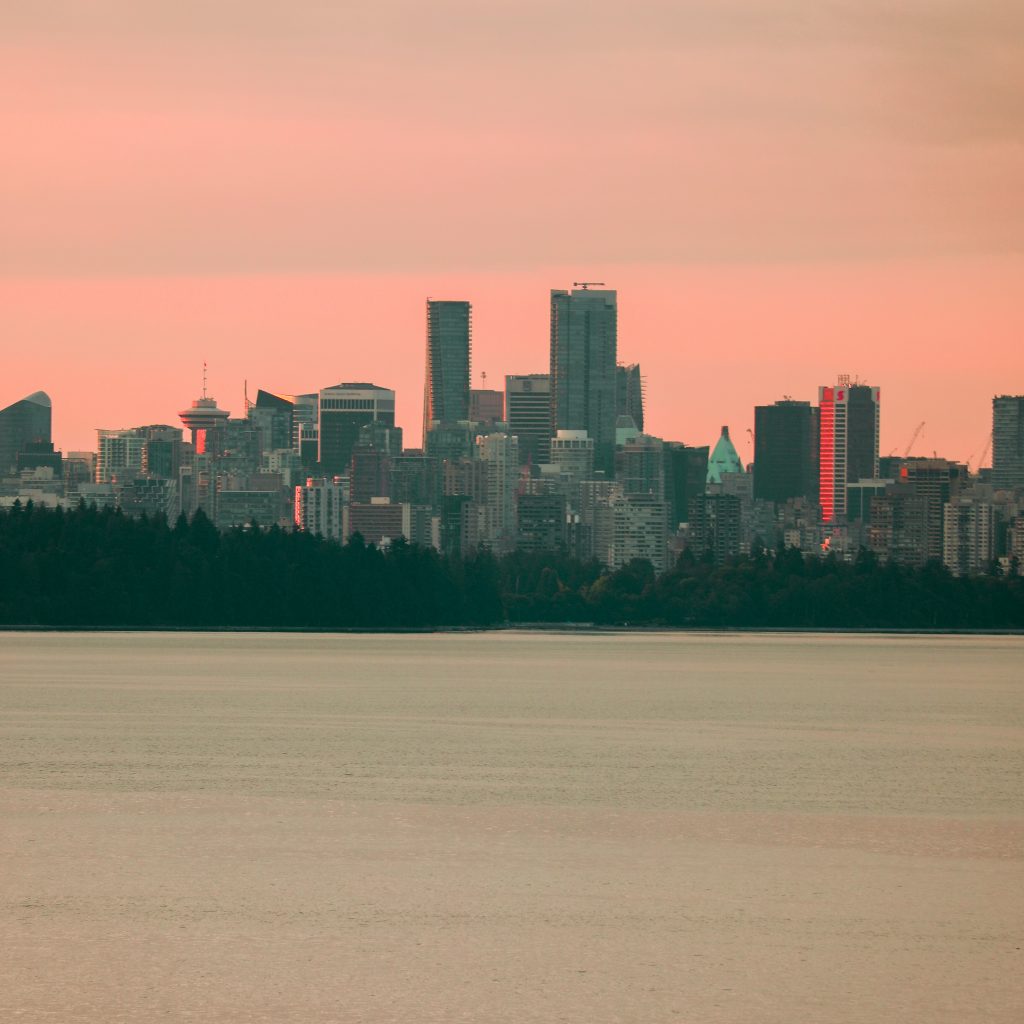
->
[615, 434, 665, 499]
[469, 388, 504, 427]
[753, 400, 817, 504]
[0, 391, 51, 476]
[249, 390, 295, 454]
[506, 374, 551, 467]
[349, 444, 390, 504]
[664, 443, 709, 528]
[992, 395, 1024, 490]
[550, 286, 617, 475]
[390, 452, 442, 510]
[318, 383, 395, 477]
[344, 498, 413, 548]
[548, 430, 595, 489]
[818, 380, 880, 522]
[423, 299, 471, 440]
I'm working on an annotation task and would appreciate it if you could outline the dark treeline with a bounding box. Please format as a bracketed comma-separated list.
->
[1, 502, 1022, 630]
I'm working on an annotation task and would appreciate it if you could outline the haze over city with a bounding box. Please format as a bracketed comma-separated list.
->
[3, 2, 1022, 459]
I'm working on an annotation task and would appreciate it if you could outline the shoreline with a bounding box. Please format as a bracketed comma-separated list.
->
[2, 623, 1022, 636]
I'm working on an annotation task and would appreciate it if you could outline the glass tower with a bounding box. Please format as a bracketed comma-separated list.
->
[423, 300, 471, 442]
[550, 287, 617, 476]
[0, 391, 51, 476]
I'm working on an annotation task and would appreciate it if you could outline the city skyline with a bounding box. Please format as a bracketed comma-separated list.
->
[3, 267, 1020, 467]
[2, 3, 1021, 465]
[2, 270, 1015, 466]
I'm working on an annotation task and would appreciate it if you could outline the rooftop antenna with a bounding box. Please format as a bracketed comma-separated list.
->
[202, 361, 208, 399]
[481, 370, 487, 388]
[573, 281, 605, 290]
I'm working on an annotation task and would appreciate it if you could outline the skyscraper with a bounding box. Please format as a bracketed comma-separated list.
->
[550, 286, 617, 475]
[423, 299, 471, 441]
[249, 390, 295, 454]
[318, 383, 396, 477]
[753, 400, 817, 504]
[506, 374, 551, 467]
[818, 381, 880, 522]
[992, 395, 1024, 490]
[615, 363, 644, 432]
[0, 391, 51, 476]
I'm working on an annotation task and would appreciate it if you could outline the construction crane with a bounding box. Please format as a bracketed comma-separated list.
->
[967, 433, 993, 474]
[903, 420, 925, 458]
[572, 281, 605, 290]
[886, 420, 925, 457]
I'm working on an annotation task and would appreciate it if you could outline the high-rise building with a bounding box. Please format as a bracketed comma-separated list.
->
[609, 494, 668, 573]
[663, 443, 709, 528]
[390, 452, 442, 510]
[548, 430, 595, 489]
[0, 391, 51, 476]
[615, 434, 665, 499]
[423, 299, 471, 440]
[992, 395, 1024, 490]
[96, 425, 183, 483]
[550, 287, 617, 475]
[753, 400, 817, 504]
[318, 383, 395, 477]
[943, 497, 995, 577]
[818, 381, 880, 522]
[249, 390, 295, 455]
[469, 388, 503, 427]
[344, 497, 413, 548]
[349, 444, 390, 504]
[506, 374, 551, 467]
[516, 493, 566, 553]
[615, 363, 645, 433]
[294, 476, 347, 540]
[476, 432, 519, 554]
[688, 494, 742, 565]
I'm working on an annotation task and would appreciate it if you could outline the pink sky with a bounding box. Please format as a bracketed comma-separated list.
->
[2, 2, 1022, 463]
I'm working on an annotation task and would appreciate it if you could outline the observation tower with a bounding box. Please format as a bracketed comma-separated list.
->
[179, 365, 230, 454]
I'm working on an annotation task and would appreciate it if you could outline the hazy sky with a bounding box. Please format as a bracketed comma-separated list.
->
[2, 1, 1022, 460]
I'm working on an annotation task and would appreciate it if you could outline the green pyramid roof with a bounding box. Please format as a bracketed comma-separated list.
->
[706, 426, 742, 484]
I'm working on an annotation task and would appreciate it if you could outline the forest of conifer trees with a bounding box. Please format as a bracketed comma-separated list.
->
[1, 502, 1021, 630]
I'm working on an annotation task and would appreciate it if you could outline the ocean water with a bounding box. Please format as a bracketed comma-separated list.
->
[1, 631, 1022, 1023]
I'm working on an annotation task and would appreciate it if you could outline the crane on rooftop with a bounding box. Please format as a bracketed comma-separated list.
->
[886, 420, 925, 458]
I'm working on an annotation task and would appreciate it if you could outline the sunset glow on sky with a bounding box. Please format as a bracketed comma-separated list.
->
[2, 1, 1022, 462]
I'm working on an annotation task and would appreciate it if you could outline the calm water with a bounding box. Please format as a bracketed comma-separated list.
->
[1, 631, 1022, 1022]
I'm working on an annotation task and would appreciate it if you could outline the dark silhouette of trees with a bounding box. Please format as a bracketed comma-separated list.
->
[0, 502, 1021, 630]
